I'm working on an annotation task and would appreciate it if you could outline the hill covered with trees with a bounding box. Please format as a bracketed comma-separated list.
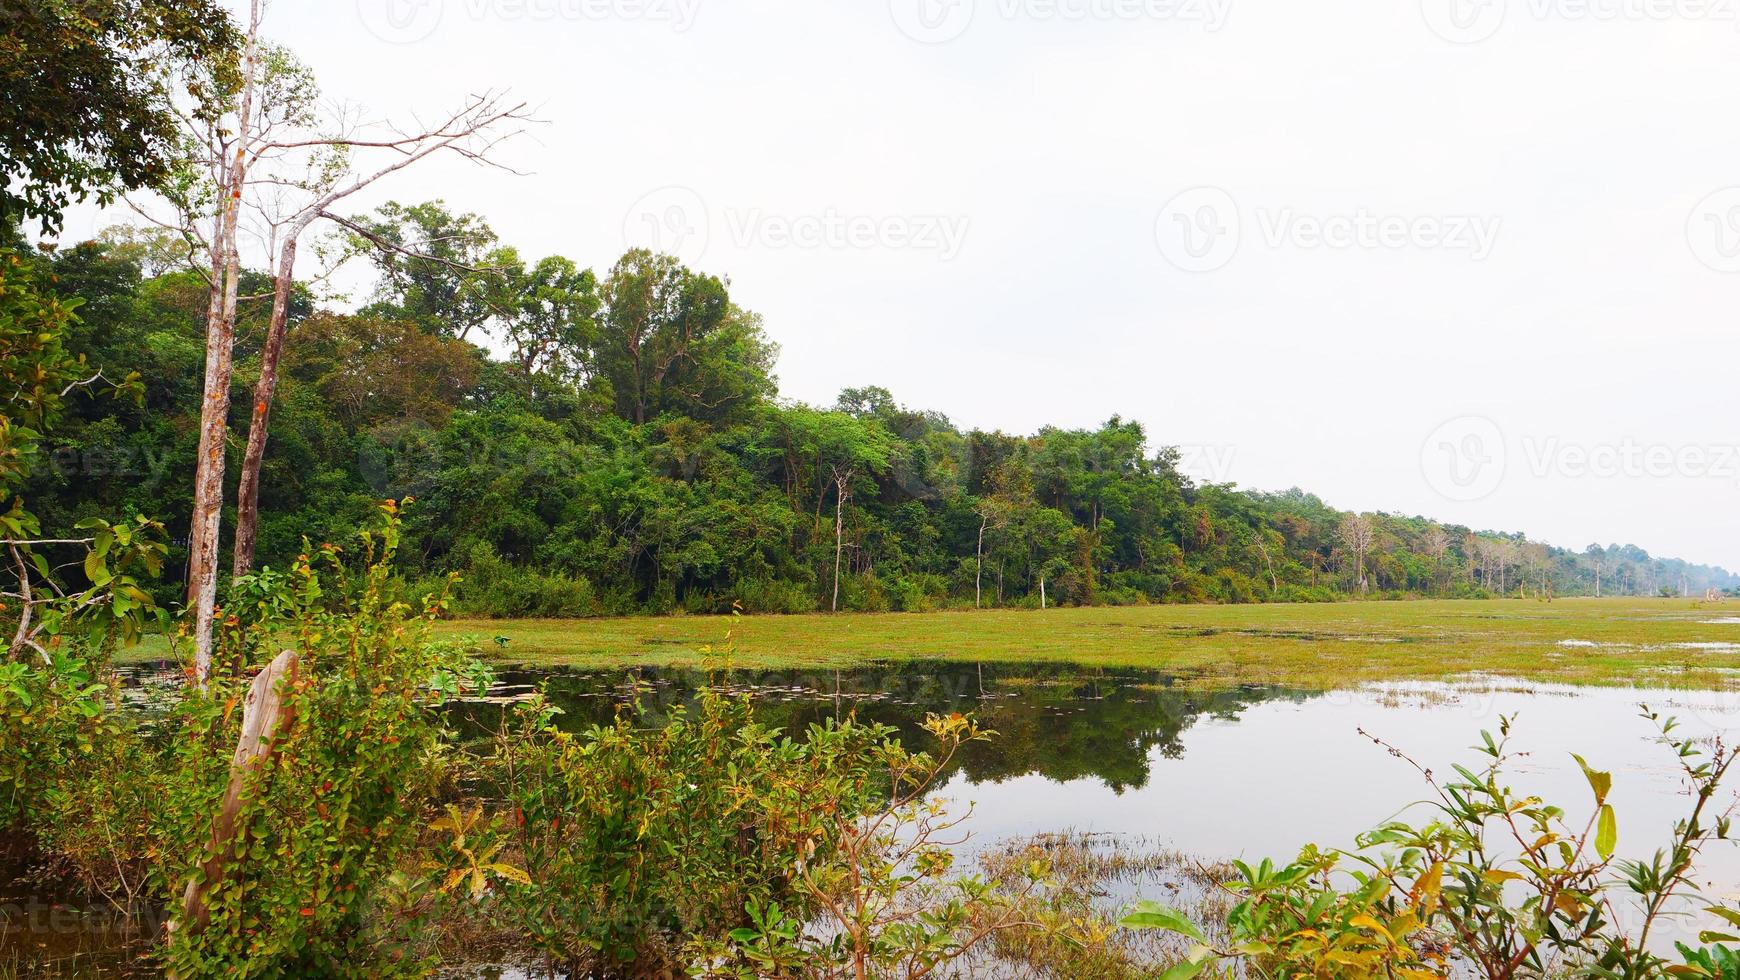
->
[29, 209, 1738, 617]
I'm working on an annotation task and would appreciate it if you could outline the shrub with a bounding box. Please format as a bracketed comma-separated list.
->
[888, 573, 948, 612]
[0, 653, 118, 830]
[730, 576, 818, 614]
[151, 503, 494, 977]
[486, 687, 898, 975]
[707, 712, 1088, 979]
[1124, 708, 1740, 979]
[448, 542, 599, 618]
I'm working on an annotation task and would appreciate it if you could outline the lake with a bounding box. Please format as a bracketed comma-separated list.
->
[457, 662, 1740, 948]
[10, 660, 1740, 972]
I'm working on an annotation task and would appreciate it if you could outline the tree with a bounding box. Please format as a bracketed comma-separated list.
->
[0, 0, 236, 233]
[128, 0, 531, 677]
[1023, 508, 1077, 609]
[824, 423, 895, 613]
[593, 250, 776, 425]
[230, 89, 531, 579]
[1251, 525, 1282, 594]
[1422, 524, 1451, 595]
[495, 253, 600, 381]
[1587, 544, 1606, 597]
[770, 408, 895, 612]
[1338, 513, 1374, 595]
[349, 201, 507, 340]
[973, 459, 1032, 608]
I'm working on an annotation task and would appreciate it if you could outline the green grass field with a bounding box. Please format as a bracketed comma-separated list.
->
[426, 597, 1740, 690]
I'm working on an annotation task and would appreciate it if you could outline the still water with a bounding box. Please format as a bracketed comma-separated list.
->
[11, 661, 1740, 970]
[461, 662, 1740, 944]
[468, 663, 1740, 865]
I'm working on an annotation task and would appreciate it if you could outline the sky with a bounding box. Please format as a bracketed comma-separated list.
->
[57, 0, 1740, 569]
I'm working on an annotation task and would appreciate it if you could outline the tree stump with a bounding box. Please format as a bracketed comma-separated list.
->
[175, 649, 300, 936]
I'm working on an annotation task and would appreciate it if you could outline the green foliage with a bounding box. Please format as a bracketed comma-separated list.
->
[442, 542, 598, 618]
[33, 221, 1739, 619]
[707, 711, 1084, 979]
[0, 0, 236, 232]
[2, 504, 499, 976]
[150, 503, 494, 976]
[1679, 942, 1740, 979]
[486, 684, 900, 974]
[0, 652, 116, 829]
[1122, 709, 1740, 980]
[0, 248, 166, 658]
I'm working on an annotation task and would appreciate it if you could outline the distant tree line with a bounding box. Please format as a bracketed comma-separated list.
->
[25, 207, 1739, 616]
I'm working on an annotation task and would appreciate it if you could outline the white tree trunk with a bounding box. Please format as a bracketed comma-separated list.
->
[975, 516, 986, 609]
[831, 475, 846, 613]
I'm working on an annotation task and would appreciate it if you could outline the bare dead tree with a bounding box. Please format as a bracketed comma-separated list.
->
[232, 90, 534, 579]
[830, 464, 855, 613]
[1252, 528, 1279, 594]
[128, 0, 534, 685]
[1337, 513, 1374, 596]
[1422, 524, 1450, 596]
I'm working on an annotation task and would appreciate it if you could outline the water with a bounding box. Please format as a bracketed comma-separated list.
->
[13, 661, 1740, 970]
[459, 663, 1740, 948]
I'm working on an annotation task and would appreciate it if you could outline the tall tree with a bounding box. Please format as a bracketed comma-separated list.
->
[349, 201, 507, 340]
[593, 250, 775, 425]
[1338, 513, 1374, 596]
[495, 253, 600, 381]
[131, 0, 532, 679]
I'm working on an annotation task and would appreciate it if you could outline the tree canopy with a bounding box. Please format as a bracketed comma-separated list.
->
[15, 196, 1733, 617]
[0, 0, 236, 232]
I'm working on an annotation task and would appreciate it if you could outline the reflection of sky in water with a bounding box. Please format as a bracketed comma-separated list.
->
[939, 678, 1740, 948]
[80, 662, 1740, 959]
[454, 662, 1740, 939]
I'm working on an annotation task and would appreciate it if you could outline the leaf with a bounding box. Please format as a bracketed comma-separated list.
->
[1596, 803, 1617, 860]
[484, 862, 531, 885]
[1159, 958, 1210, 980]
[1573, 753, 1612, 806]
[83, 549, 109, 586]
[1349, 914, 1395, 943]
[1120, 901, 1208, 943]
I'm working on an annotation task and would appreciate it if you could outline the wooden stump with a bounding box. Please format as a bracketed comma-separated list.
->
[175, 649, 301, 937]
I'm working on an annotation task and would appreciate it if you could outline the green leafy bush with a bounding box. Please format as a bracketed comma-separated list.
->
[150, 503, 494, 977]
[445, 542, 599, 618]
[0, 652, 117, 829]
[1123, 708, 1740, 980]
[710, 712, 1082, 979]
[486, 686, 897, 974]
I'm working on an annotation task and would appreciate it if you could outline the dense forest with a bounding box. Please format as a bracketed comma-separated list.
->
[25, 210, 1737, 617]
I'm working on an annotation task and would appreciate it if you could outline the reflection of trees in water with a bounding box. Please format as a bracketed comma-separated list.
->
[455, 662, 1321, 793]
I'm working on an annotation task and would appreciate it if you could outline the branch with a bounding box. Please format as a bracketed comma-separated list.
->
[318, 211, 507, 277]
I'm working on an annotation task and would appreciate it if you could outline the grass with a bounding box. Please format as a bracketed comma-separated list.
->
[115, 597, 1740, 690]
[419, 597, 1740, 690]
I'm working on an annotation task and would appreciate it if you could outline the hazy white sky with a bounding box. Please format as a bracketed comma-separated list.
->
[60, 0, 1740, 568]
